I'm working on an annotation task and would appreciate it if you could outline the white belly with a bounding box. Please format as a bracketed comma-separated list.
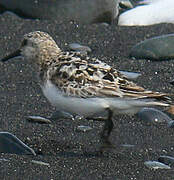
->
[41, 80, 109, 117]
[41, 80, 166, 118]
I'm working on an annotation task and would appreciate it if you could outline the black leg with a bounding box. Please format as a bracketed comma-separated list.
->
[101, 109, 113, 142]
[99, 109, 114, 153]
[86, 109, 114, 153]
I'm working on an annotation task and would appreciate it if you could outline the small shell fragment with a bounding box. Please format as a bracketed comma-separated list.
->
[76, 125, 92, 132]
[27, 116, 51, 124]
[144, 161, 171, 169]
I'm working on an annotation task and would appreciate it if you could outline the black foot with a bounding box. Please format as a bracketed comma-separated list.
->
[86, 116, 107, 122]
[99, 139, 115, 154]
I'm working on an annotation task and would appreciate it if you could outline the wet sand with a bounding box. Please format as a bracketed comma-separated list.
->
[0, 11, 174, 179]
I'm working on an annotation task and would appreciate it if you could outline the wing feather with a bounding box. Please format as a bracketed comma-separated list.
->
[48, 51, 170, 102]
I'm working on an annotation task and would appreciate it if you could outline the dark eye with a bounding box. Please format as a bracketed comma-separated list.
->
[22, 39, 28, 46]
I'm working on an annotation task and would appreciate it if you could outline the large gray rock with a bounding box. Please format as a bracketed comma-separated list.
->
[130, 34, 174, 60]
[0, 0, 119, 24]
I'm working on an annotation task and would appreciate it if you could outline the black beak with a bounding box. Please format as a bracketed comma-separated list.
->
[1, 49, 21, 62]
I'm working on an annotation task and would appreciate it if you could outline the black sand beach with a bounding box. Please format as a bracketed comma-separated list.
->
[1, 8, 174, 180]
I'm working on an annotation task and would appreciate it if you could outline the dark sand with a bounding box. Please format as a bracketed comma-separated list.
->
[0, 11, 174, 180]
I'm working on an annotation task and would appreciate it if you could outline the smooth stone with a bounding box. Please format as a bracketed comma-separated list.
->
[158, 155, 174, 166]
[50, 110, 73, 120]
[118, 0, 174, 26]
[76, 125, 93, 132]
[120, 144, 135, 148]
[130, 34, 174, 60]
[31, 160, 50, 167]
[119, 70, 141, 80]
[0, 0, 119, 24]
[27, 116, 51, 124]
[144, 161, 171, 169]
[69, 43, 92, 53]
[0, 132, 36, 155]
[136, 108, 172, 125]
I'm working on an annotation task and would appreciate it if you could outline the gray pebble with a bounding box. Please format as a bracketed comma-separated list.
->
[0, 132, 36, 155]
[31, 160, 50, 167]
[136, 108, 172, 125]
[0, 0, 119, 24]
[50, 110, 73, 120]
[130, 34, 174, 60]
[27, 116, 51, 124]
[158, 155, 174, 166]
[120, 144, 135, 148]
[119, 70, 141, 80]
[69, 43, 92, 54]
[76, 125, 92, 132]
[144, 161, 171, 169]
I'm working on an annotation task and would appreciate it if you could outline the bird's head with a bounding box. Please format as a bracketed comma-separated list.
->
[1, 31, 61, 66]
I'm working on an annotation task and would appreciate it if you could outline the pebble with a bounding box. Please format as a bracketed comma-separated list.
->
[69, 43, 92, 54]
[129, 34, 174, 60]
[50, 110, 73, 120]
[120, 144, 135, 148]
[158, 155, 174, 166]
[0, 132, 36, 155]
[27, 115, 51, 124]
[76, 125, 93, 132]
[136, 108, 172, 125]
[144, 161, 171, 169]
[0, 0, 119, 24]
[31, 160, 50, 167]
[119, 70, 141, 80]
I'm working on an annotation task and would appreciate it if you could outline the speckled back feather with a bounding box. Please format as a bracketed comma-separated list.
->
[43, 51, 169, 101]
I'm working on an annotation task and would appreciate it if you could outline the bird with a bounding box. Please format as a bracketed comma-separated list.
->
[118, 0, 174, 26]
[1, 31, 173, 151]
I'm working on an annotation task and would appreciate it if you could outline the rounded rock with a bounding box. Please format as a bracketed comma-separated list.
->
[130, 34, 174, 60]
[136, 108, 172, 125]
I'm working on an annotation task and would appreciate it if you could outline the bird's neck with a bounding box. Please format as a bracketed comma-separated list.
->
[36, 44, 61, 68]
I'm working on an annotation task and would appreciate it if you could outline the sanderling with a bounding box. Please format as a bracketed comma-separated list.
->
[1, 31, 173, 151]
